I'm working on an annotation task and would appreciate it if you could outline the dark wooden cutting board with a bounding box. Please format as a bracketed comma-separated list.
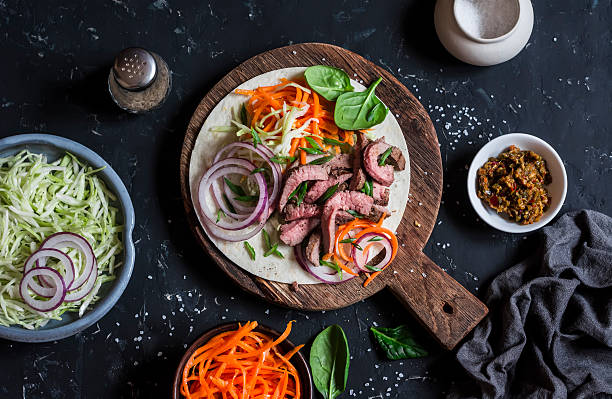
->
[179, 43, 488, 350]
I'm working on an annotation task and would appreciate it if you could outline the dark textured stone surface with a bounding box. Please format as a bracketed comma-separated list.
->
[0, 0, 610, 397]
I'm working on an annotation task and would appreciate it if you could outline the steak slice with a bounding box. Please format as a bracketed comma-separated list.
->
[349, 132, 368, 190]
[369, 204, 389, 221]
[321, 191, 374, 253]
[279, 218, 320, 246]
[304, 172, 352, 203]
[363, 138, 394, 186]
[305, 230, 322, 266]
[387, 147, 406, 171]
[372, 182, 390, 206]
[326, 153, 352, 170]
[282, 203, 322, 222]
[278, 165, 328, 212]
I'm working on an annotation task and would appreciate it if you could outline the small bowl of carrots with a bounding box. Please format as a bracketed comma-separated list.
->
[172, 321, 313, 399]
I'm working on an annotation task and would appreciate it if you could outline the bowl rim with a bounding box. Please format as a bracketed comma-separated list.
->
[452, 0, 521, 44]
[172, 321, 313, 399]
[467, 133, 568, 234]
[0, 133, 136, 342]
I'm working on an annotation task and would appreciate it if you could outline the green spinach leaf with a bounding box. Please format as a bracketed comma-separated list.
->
[304, 65, 354, 101]
[334, 77, 388, 130]
[370, 325, 428, 360]
[310, 325, 350, 399]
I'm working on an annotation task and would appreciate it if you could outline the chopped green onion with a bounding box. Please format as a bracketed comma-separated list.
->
[309, 155, 335, 165]
[273, 249, 284, 259]
[351, 242, 363, 251]
[264, 243, 278, 257]
[224, 177, 246, 196]
[299, 147, 324, 155]
[361, 179, 373, 197]
[320, 259, 343, 279]
[339, 238, 356, 244]
[270, 155, 296, 164]
[305, 137, 323, 152]
[368, 236, 383, 242]
[296, 182, 308, 206]
[223, 194, 237, 213]
[251, 127, 262, 148]
[323, 137, 344, 146]
[234, 195, 259, 203]
[318, 184, 339, 203]
[262, 229, 271, 249]
[240, 104, 249, 126]
[366, 265, 382, 272]
[216, 209, 225, 223]
[347, 209, 365, 218]
[244, 242, 256, 260]
[379, 147, 393, 166]
[250, 167, 266, 175]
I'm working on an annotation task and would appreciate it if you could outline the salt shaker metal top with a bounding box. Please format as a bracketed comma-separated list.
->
[108, 47, 171, 113]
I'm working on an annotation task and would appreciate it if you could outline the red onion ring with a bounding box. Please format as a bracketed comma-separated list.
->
[197, 158, 269, 241]
[351, 233, 393, 272]
[213, 142, 281, 207]
[20, 267, 66, 312]
[64, 260, 98, 302]
[294, 244, 356, 284]
[38, 232, 96, 291]
[23, 248, 75, 297]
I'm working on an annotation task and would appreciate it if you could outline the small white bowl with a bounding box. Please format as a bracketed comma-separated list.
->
[467, 133, 568, 234]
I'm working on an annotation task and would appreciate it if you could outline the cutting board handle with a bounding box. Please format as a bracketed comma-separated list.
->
[388, 251, 488, 350]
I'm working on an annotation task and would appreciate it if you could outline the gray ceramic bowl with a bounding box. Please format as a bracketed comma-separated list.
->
[0, 134, 135, 342]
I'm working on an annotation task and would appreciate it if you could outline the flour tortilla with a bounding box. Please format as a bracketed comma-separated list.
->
[189, 67, 410, 284]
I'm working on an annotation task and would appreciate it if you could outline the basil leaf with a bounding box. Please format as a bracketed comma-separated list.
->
[299, 146, 325, 155]
[240, 103, 249, 126]
[296, 181, 308, 206]
[323, 137, 344, 146]
[234, 195, 259, 203]
[305, 137, 324, 152]
[244, 242, 256, 260]
[224, 177, 246, 196]
[263, 243, 278, 257]
[304, 65, 354, 101]
[309, 155, 335, 165]
[346, 209, 364, 218]
[334, 77, 389, 130]
[378, 147, 393, 166]
[262, 229, 271, 249]
[318, 183, 339, 203]
[250, 167, 266, 175]
[370, 325, 428, 360]
[223, 194, 237, 214]
[251, 127, 262, 148]
[270, 155, 296, 164]
[310, 325, 350, 399]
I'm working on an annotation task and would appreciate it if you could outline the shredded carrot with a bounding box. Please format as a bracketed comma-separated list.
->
[180, 321, 302, 399]
[235, 78, 352, 161]
[299, 138, 307, 165]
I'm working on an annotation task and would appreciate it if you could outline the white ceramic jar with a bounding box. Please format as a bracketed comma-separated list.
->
[434, 0, 534, 66]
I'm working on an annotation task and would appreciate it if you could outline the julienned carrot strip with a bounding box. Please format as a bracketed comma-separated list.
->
[288, 138, 299, 158]
[363, 271, 382, 287]
[181, 321, 300, 399]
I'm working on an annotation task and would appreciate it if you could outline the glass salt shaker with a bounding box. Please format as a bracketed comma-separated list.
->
[108, 47, 171, 113]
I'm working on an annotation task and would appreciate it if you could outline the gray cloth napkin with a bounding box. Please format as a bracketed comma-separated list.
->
[448, 210, 612, 399]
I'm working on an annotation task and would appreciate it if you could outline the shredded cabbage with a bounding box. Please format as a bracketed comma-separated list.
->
[0, 150, 123, 329]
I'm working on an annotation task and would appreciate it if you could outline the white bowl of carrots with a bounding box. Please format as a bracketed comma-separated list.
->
[173, 321, 313, 399]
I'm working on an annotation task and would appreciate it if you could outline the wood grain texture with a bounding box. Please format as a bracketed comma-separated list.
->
[179, 43, 487, 349]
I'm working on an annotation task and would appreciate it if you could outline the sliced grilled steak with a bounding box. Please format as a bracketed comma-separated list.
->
[321, 191, 374, 253]
[279, 218, 320, 246]
[363, 138, 394, 186]
[278, 165, 328, 212]
[370, 204, 389, 221]
[387, 147, 406, 171]
[336, 211, 355, 225]
[349, 132, 368, 190]
[305, 230, 322, 265]
[304, 172, 352, 203]
[326, 153, 352, 170]
[282, 203, 322, 222]
[372, 182, 390, 206]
